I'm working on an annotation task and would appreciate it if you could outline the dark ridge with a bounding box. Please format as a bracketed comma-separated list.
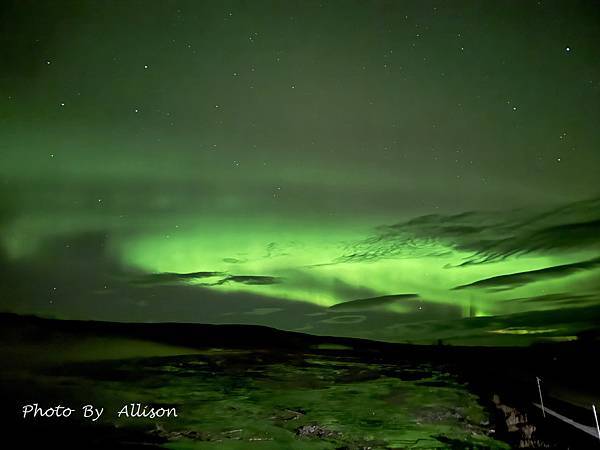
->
[1, 313, 599, 449]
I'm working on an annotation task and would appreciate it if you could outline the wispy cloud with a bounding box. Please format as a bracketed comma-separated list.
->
[329, 294, 419, 312]
[453, 257, 600, 291]
[335, 197, 600, 266]
[134, 271, 225, 285]
[504, 292, 598, 307]
[223, 275, 281, 285]
[135, 271, 281, 287]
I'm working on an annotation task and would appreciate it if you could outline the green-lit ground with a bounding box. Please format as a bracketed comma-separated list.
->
[8, 348, 507, 449]
[4, 315, 599, 449]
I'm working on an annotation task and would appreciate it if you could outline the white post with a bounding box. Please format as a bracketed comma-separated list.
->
[593, 404, 600, 441]
[536, 376, 545, 418]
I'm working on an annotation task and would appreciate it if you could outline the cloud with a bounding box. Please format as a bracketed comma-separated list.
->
[135, 272, 281, 287]
[134, 271, 225, 285]
[335, 197, 600, 266]
[243, 308, 284, 316]
[320, 315, 367, 324]
[504, 293, 598, 308]
[329, 294, 419, 312]
[453, 256, 600, 291]
[222, 257, 245, 264]
[222, 275, 281, 285]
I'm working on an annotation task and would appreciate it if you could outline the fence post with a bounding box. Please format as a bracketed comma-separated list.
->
[593, 404, 600, 441]
[536, 376, 545, 418]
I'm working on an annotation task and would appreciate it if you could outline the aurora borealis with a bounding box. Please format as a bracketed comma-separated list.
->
[1, 0, 599, 345]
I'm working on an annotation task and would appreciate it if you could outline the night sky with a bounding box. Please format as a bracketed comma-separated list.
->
[1, 0, 599, 345]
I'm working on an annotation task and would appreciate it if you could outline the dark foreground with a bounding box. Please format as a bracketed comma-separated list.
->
[1, 314, 598, 449]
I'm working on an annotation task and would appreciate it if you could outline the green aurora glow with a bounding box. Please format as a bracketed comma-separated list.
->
[1, 0, 599, 345]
